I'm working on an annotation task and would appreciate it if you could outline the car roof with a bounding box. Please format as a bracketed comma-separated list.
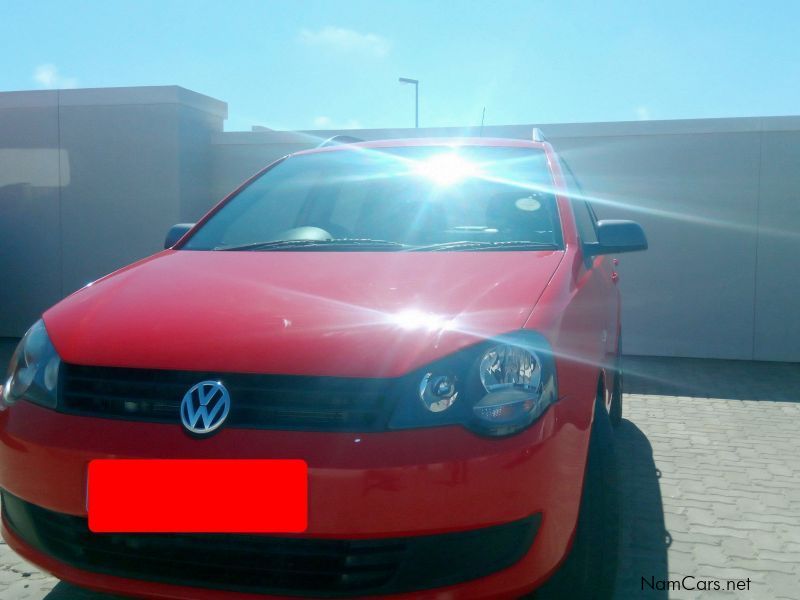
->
[293, 137, 550, 157]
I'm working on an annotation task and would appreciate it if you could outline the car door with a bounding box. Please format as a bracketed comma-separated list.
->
[560, 160, 619, 408]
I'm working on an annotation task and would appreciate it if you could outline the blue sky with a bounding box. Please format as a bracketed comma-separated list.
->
[3, 1, 799, 131]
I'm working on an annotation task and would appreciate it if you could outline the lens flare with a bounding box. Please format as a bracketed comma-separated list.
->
[388, 309, 455, 332]
[412, 153, 481, 185]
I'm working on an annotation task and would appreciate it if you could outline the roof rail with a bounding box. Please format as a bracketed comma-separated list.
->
[531, 128, 547, 142]
[316, 135, 365, 148]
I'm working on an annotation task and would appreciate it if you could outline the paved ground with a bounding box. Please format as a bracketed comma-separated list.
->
[0, 354, 798, 599]
[615, 357, 800, 599]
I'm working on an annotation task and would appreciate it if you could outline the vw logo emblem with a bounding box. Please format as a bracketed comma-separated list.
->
[180, 380, 231, 435]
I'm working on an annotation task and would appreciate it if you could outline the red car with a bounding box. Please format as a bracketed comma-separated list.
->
[0, 136, 646, 599]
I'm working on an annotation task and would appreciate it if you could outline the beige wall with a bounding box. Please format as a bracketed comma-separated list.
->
[555, 130, 762, 361]
[0, 87, 226, 336]
[1, 86, 797, 361]
[0, 92, 62, 338]
[549, 120, 800, 363]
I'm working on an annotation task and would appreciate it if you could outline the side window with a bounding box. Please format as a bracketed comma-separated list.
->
[574, 201, 598, 244]
[560, 159, 598, 244]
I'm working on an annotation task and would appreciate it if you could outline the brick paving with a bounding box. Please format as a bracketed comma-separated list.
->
[615, 357, 800, 600]
[1, 355, 799, 599]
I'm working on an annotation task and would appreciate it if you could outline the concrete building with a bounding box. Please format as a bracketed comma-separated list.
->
[1, 86, 798, 362]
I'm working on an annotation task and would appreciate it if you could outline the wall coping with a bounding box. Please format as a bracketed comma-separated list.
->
[212, 115, 800, 145]
[0, 86, 227, 118]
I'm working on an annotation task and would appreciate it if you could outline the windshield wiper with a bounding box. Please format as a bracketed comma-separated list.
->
[216, 239, 556, 252]
[215, 238, 409, 252]
[409, 240, 559, 252]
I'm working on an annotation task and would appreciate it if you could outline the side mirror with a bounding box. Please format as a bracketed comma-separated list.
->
[164, 223, 195, 249]
[588, 220, 648, 255]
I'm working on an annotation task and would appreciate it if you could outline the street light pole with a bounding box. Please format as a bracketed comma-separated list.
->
[398, 77, 419, 128]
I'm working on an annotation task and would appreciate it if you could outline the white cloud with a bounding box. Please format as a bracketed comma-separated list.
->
[635, 106, 652, 121]
[312, 115, 363, 130]
[33, 64, 78, 89]
[299, 26, 390, 58]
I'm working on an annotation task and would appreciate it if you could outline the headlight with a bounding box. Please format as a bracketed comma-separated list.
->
[390, 332, 557, 437]
[418, 373, 458, 412]
[478, 345, 540, 392]
[2, 320, 61, 408]
[471, 344, 550, 435]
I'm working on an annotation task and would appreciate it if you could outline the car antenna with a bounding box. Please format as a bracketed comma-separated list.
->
[480, 107, 486, 137]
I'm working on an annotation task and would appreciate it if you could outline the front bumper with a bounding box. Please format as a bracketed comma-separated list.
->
[3, 491, 539, 597]
[0, 400, 589, 598]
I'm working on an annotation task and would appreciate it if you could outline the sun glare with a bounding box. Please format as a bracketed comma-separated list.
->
[388, 309, 455, 332]
[412, 153, 481, 185]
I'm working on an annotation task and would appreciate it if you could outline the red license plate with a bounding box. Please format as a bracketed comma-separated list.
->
[88, 459, 307, 533]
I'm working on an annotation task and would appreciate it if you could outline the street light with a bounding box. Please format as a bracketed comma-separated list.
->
[398, 77, 419, 128]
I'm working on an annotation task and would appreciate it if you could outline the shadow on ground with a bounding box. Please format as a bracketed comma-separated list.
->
[40, 583, 127, 599]
[624, 355, 800, 401]
[612, 419, 668, 598]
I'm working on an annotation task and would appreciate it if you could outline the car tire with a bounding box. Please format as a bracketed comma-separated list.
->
[531, 386, 620, 600]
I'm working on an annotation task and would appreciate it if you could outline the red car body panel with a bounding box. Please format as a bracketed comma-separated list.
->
[42, 250, 564, 378]
[0, 138, 621, 599]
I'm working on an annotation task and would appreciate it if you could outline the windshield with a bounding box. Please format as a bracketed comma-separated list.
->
[183, 146, 562, 251]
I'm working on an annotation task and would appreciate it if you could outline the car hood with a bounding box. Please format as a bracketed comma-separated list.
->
[44, 250, 563, 378]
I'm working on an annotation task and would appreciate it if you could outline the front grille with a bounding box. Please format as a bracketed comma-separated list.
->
[2, 491, 539, 597]
[60, 363, 395, 431]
